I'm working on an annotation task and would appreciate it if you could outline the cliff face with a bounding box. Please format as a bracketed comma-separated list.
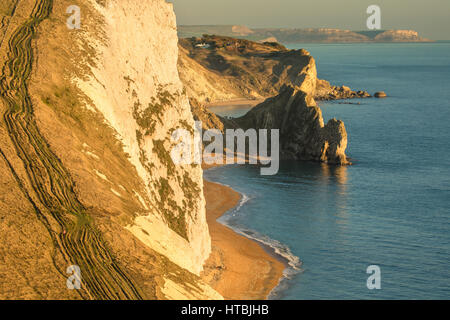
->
[180, 37, 361, 164]
[179, 36, 370, 106]
[232, 52, 349, 165]
[76, 0, 211, 276]
[182, 42, 350, 165]
[235, 86, 349, 164]
[179, 36, 314, 104]
[0, 0, 220, 299]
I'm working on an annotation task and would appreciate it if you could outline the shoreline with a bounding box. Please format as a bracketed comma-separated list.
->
[201, 178, 286, 300]
[206, 98, 265, 108]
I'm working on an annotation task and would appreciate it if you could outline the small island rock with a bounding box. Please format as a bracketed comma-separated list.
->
[374, 91, 387, 98]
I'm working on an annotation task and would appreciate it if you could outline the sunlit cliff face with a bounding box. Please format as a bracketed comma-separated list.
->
[75, 0, 211, 275]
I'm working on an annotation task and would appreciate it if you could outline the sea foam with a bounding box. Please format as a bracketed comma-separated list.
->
[217, 191, 303, 299]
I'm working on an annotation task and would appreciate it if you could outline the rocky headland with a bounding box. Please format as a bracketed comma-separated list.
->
[179, 35, 372, 104]
[178, 25, 433, 43]
[232, 86, 349, 165]
[179, 36, 374, 165]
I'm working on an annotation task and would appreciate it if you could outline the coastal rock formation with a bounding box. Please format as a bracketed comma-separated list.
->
[190, 98, 225, 132]
[374, 91, 387, 98]
[178, 25, 433, 44]
[74, 0, 213, 279]
[316, 79, 371, 100]
[234, 86, 349, 164]
[181, 36, 357, 164]
[182, 39, 352, 165]
[179, 35, 369, 105]
[0, 0, 220, 299]
[258, 37, 279, 44]
[374, 30, 432, 42]
[256, 28, 370, 43]
[178, 35, 293, 103]
[231, 25, 254, 36]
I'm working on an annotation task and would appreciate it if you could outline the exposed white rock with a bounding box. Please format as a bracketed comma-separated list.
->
[75, 0, 211, 276]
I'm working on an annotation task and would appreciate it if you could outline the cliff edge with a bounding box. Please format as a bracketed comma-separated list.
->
[0, 0, 220, 300]
[179, 35, 370, 105]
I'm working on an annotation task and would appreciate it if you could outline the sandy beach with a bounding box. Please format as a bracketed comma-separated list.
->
[201, 180, 285, 300]
[205, 99, 265, 118]
[206, 98, 265, 108]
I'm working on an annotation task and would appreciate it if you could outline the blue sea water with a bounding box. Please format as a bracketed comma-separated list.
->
[205, 43, 450, 300]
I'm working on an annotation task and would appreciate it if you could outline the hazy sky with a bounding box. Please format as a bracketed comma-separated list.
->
[171, 0, 450, 40]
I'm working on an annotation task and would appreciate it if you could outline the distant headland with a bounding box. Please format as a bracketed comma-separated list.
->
[178, 25, 433, 43]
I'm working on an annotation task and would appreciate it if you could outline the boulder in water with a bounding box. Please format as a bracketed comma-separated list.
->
[374, 91, 387, 98]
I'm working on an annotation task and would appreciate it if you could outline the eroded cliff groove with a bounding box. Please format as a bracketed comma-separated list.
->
[0, 0, 143, 299]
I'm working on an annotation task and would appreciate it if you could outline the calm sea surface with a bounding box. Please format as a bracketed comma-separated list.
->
[205, 43, 450, 299]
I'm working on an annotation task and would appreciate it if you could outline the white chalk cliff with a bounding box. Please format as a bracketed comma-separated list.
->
[76, 0, 212, 278]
